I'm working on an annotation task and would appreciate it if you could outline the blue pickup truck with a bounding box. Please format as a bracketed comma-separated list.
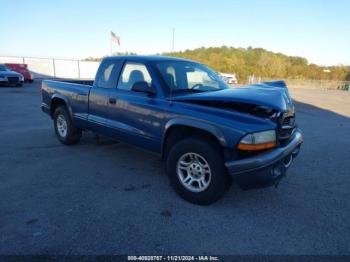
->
[41, 56, 302, 205]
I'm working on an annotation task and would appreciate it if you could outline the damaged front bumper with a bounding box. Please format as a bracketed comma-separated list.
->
[225, 129, 303, 190]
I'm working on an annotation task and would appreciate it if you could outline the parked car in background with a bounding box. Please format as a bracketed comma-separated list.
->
[5, 63, 34, 82]
[219, 72, 238, 86]
[0, 64, 24, 86]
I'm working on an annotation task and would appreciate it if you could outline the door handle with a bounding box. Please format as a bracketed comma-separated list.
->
[109, 97, 116, 104]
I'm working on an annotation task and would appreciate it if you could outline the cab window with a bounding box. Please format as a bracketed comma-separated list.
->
[117, 62, 152, 91]
[96, 60, 123, 88]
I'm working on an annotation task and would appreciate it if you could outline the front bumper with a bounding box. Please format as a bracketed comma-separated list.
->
[41, 103, 51, 116]
[0, 77, 23, 85]
[225, 129, 303, 190]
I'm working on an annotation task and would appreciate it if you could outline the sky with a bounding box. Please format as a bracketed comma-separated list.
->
[0, 0, 349, 66]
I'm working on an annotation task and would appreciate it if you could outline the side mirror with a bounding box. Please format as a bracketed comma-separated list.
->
[131, 81, 156, 95]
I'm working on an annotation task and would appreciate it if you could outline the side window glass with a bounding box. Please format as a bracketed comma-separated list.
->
[117, 63, 152, 91]
[96, 61, 122, 88]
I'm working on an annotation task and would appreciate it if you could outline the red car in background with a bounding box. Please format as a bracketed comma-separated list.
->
[5, 63, 34, 82]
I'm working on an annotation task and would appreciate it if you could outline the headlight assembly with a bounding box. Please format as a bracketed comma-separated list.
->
[237, 130, 276, 151]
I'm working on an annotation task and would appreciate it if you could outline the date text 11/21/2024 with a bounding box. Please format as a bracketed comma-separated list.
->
[127, 255, 220, 261]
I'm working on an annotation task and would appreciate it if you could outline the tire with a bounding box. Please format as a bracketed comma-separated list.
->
[53, 106, 82, 145]
[166, 138, 230, 205]
[17, 83, 23, 87]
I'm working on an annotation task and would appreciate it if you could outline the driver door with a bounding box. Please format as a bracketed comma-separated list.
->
[106, 62, 163, 152]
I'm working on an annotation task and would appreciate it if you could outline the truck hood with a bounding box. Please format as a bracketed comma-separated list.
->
[171, 81, 294, 113]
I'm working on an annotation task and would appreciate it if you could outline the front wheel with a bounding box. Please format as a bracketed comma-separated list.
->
[53, 106, 82, 145]
[166, 138, 230, 205]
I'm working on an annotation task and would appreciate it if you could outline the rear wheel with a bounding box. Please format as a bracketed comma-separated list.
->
[53, 106, 82, 145]
[166, 138, 230, 205]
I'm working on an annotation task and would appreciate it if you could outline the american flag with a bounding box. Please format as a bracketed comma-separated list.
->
[111, 31, 120, 46]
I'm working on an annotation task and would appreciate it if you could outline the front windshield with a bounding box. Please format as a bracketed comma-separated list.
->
[155, 61, 229, 94]
[0, 65, 9, 71]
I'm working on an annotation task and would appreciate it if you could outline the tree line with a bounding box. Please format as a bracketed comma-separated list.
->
[165, 46, 350, 82]
[85, 47, 350, 82]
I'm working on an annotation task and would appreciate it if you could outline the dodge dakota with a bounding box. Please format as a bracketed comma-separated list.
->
[41, 56, 303, 205]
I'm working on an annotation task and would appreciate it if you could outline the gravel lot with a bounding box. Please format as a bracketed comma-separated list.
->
[0, 81, 349, 255]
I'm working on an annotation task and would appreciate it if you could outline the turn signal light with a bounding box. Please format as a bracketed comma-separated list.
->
[237, 142, 276, 151]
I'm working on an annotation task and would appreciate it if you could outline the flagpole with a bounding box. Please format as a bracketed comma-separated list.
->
[172, 28, 175, 52]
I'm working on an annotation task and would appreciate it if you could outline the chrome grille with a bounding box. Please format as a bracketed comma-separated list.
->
[278, 113, 295, 145]
[281, 116, 295, 129]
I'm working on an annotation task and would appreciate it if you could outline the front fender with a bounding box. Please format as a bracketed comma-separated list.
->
[163, 118, 228, 148]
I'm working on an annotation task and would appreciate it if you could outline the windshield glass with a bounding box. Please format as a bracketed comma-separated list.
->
[155, 61, 229, 94]
[0, 65, 10, 71]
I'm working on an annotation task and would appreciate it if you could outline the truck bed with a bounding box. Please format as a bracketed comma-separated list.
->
[41, 79, 91, 123]
[58, 79, 94, 86]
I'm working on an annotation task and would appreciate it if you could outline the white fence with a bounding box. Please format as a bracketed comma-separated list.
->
[0, 56, 100, 79]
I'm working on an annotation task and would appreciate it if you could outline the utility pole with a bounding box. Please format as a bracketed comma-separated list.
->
[172, 28, 175, 52]
[77, 60, 81, 79]
[52, 58, 56, 78]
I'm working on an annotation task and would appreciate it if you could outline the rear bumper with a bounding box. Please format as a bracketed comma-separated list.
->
[225, 129, 303, 189]
[24, 74, 34, 81]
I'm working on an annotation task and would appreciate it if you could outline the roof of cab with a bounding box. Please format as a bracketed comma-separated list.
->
[103, 55, 195, 63]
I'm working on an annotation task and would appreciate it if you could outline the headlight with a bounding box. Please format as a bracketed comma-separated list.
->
[237, 130, 276, 151]
[20, 75, 24, 81]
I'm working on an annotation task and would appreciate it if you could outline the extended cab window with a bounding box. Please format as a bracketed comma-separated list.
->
[117, 63, 152, 91]
[96, 60, 123, 88]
